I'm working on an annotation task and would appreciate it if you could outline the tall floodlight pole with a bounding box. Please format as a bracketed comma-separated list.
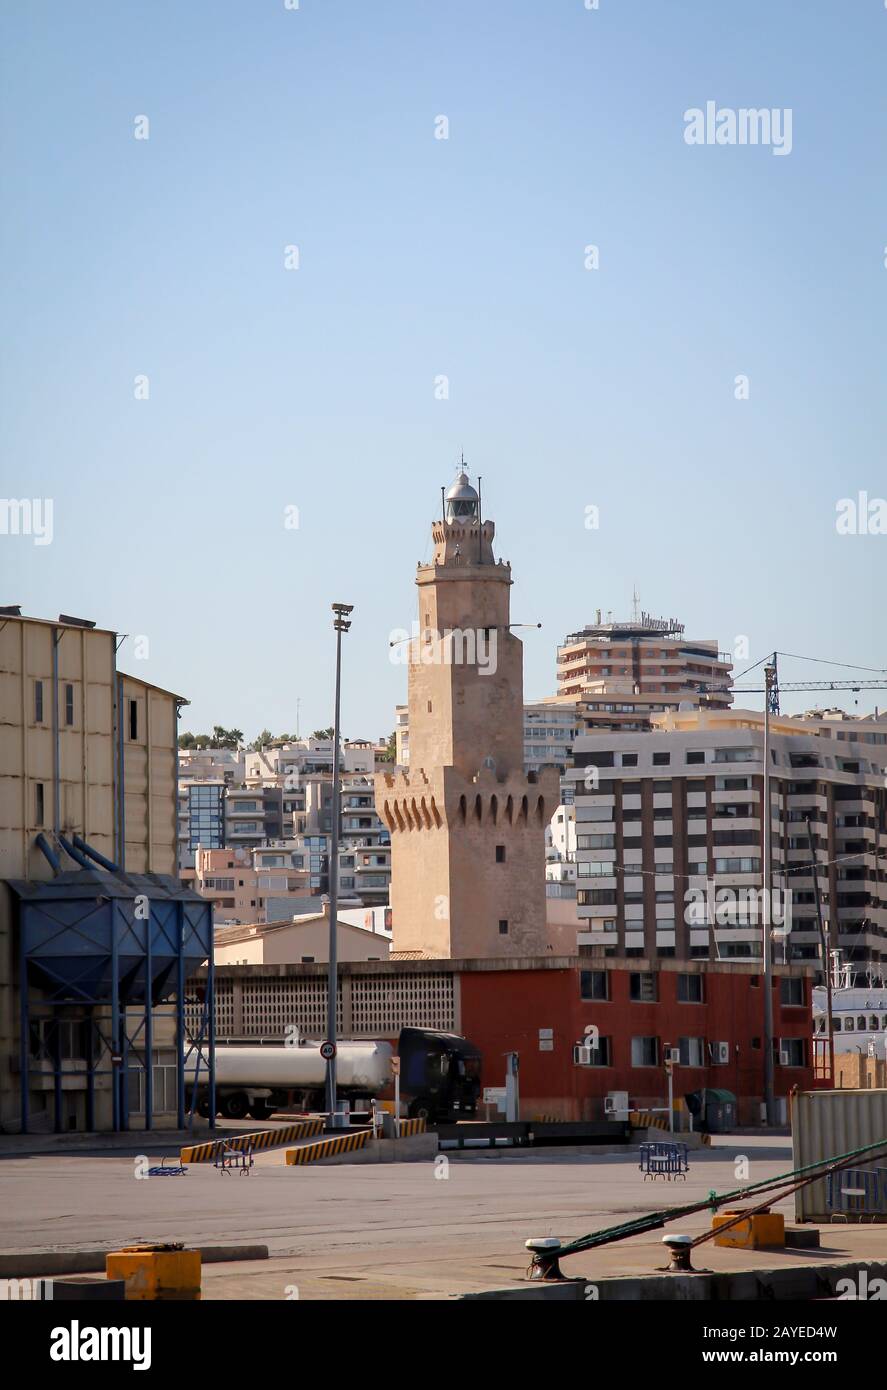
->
[806, 814, 834, 1086]
[325, 602, 353, 1121]
[762, 660, 777, 1125]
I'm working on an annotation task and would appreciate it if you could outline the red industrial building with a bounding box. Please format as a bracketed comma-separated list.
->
[205, 955, 816, 1127]
[459, 957, 815, 1125]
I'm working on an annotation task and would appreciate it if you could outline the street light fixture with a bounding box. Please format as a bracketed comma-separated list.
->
[325, 602, 353, 1124]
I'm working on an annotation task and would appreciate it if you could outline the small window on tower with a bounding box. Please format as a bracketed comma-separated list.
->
[495, 845, 506, 863]
[427, 701, 432, 713]
[129, 698, 138, 740]
[498, 919, 509, 935]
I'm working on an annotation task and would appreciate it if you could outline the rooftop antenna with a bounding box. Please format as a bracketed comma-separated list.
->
[632, 585, 640, 623]
[477, 473, 483, 565]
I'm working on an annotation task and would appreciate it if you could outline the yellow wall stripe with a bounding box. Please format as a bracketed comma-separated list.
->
[394, 1118, 427, 1137]
[285, 1130, 371, 1166]
[181, 1117, 324, 1164]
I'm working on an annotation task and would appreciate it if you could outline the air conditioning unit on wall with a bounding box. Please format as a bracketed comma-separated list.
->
[709, 1041, 730, 1065]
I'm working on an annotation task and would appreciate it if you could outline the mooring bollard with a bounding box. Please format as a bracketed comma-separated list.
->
[525, 1237, 566, 1281]
[662, 1233, 695, 1273]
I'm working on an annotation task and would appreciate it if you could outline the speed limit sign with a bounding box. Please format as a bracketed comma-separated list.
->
[320, 1041, 337, 1061]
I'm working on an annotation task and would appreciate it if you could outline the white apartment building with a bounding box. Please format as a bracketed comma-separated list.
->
[569, 709, 887, 967]
[394, 701, 580, 773]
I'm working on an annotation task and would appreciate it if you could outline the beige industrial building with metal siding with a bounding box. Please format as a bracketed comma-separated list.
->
[0, 609, 199, 1132]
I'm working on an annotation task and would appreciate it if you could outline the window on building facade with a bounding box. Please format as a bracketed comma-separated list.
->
[631, 1036, 659, 1066]
[677, 974, 704, 1003]
[65, 683, 74, 726]
[679, 1037, 705, 1066]
[630, 972, 657, 1002]
[778, 978, 804, 1009]
[714, 748, 755, 764]
[129, 698, 138, 740]
[587, 1037, 612, 1066]
[35, 679, 44, 723]
[498, 919, 508, 935]
[580, 970, 608, 1001]
[778, 1038, 805, 1067]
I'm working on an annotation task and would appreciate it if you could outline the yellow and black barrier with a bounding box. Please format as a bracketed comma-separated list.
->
[628, 1111, 711, 1144]
[181, 1117, 324, 1164]
[285, 1129, 371, 1165]
[629, 1110, 670, 1132]
[394, 1117, 426, 1137]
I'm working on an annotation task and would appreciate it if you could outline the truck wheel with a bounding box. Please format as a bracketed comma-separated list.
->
[250, 1102, 272, 1122]
[222, 1093, 249, 1121]
[197, 1098, 210, 1118]
[408, 1097, 434, 1122]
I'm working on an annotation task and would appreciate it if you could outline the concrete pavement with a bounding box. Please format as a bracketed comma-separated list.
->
[2, 1136, 885, 1299]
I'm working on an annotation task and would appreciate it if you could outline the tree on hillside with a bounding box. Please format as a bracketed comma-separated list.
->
[178, 727, 242, 750]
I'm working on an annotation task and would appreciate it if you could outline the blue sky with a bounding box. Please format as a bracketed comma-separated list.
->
[2, 0, 884, 739]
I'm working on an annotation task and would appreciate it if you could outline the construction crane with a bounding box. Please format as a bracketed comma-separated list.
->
[703, 651, 887, 715]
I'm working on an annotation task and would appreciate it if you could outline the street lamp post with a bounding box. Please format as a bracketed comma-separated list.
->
[325, 602, 353, 1123]
[762, 661, 777, 1126]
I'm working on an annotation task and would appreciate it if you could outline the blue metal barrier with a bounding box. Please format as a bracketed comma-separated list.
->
[826, 1166, 887, 1218]
[639, 1141, 690, 1181]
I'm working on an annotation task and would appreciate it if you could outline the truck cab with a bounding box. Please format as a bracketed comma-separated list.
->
[397, 1028, 482, 1122]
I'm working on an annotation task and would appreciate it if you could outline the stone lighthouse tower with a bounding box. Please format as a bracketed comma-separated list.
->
[376, 469, 558, 958]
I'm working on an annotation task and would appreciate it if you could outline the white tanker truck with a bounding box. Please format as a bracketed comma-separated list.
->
[186, 1027, 482, 1123]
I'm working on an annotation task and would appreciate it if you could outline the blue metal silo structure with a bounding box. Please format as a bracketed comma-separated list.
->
[9, 837, 214, 1133]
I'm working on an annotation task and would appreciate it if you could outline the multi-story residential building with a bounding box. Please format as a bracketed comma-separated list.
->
[394, 700, 580, 774]
[177, 746, 244, 783]
[523, 702, 581, 771]
[570, 708, 887, 969]
[178, 779, 226, 867]
[224, 784, 285, 850]
[190, 845, 310, 923]
[394, 705, 410, 766]
[555, 612, 733, 730]
[244, 737, 374, 786]
[339, 775, 391, 904]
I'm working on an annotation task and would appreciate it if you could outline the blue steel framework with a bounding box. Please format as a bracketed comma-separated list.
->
[10, 844, 215, 1134]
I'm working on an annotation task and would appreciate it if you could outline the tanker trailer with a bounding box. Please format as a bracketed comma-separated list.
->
[186, 1039, 393, 1120]
[187, 1027, 481, 1122]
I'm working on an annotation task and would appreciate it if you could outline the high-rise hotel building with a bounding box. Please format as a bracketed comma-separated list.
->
[554, 612, 733, 731]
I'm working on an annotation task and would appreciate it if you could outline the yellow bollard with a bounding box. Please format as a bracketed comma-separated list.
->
[106, 1242, 201, 1300]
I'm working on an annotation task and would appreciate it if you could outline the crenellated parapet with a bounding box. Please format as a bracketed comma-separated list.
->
[376, 764, 558, 837]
